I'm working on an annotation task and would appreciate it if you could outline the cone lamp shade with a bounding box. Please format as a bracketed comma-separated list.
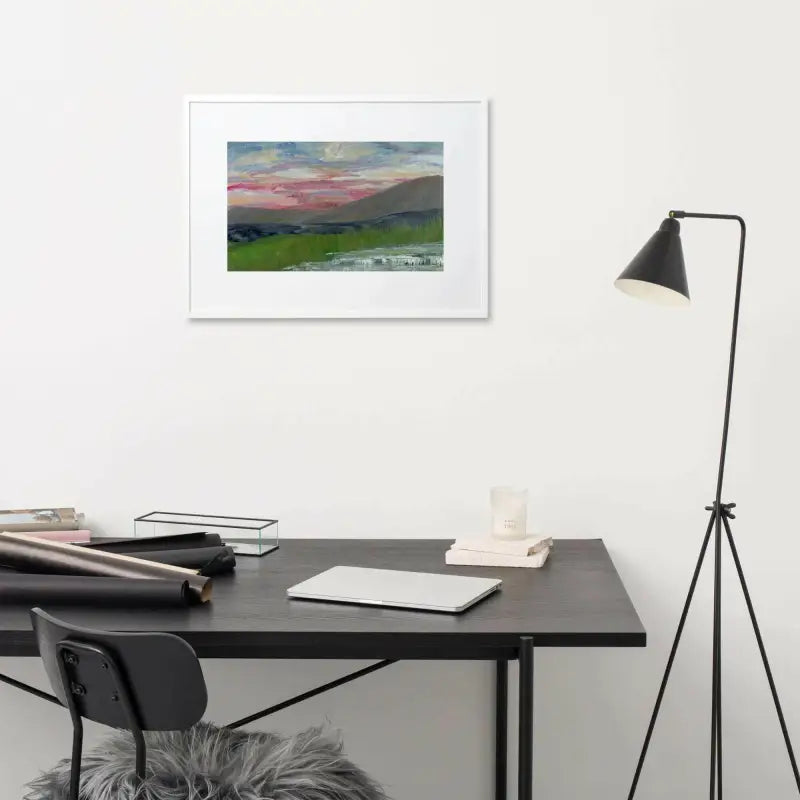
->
[614, 217, 690, 306]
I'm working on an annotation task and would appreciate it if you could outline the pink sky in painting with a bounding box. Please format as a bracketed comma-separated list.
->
[227, 142, 443, 211]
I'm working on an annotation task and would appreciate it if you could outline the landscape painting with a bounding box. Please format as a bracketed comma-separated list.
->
[227, 142, 443, 272]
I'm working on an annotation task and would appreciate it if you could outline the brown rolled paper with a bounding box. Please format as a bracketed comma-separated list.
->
[0, 532, 212, 603]
[0, 573, 191, 607]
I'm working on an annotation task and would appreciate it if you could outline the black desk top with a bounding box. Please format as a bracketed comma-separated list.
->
[0, 539, 645, 659]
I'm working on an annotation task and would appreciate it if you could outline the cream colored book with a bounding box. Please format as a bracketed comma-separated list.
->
[451, 535, 552, 557]
[445, 547, 550, 569]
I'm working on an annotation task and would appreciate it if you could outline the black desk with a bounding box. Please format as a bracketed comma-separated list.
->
[0, 539, 645, 799]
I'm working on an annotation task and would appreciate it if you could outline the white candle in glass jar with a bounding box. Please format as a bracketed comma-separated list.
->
[491, 487, 528, 540]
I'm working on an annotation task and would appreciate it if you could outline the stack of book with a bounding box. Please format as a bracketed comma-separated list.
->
[0, 507, 89, 542]
[446, 535, 553, 568]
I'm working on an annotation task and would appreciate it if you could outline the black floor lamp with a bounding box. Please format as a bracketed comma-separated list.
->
[614, 211, 800, 799]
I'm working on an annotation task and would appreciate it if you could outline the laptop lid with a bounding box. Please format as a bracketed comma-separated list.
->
[287, 566, 501, 613]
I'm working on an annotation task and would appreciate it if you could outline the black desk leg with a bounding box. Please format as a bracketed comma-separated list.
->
[496, 660, 508, 800]
[518, 637, 534, 800]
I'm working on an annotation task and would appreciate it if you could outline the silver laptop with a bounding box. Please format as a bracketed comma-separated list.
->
[287, 566, 501, 613]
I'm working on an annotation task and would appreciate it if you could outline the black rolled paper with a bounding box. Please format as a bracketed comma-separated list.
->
[83, 532, 224, 553]
[0, 573, 191, 607]
[109, 546, 236, 576]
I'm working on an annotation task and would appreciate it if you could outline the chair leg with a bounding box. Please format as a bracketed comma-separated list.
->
[132, 727, 147, 784]
[69, 716, 83, 800]
[56, 646, 84, 800]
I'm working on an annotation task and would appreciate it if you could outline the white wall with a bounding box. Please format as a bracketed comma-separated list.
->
[1, 0, 799, 797]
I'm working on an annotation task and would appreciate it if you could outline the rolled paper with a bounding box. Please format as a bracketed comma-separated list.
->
[12, 530, 92, 544]
[196, 547, 235, 577]
[0, 532, 212, 603]
[83, 532, 223, 552]
[93, 545, 236, 576]
[0, 573, 191, 607]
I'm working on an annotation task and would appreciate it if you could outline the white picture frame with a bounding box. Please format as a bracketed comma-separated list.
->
[187, 95, 489, 319]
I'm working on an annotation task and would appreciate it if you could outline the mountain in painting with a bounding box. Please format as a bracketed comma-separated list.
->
[309, 175, 443, 223]
[228, 175, 443, 226]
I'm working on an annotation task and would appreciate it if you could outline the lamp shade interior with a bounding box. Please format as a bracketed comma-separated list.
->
[614, 277, 690, 307]
[615, 217, 690, 306]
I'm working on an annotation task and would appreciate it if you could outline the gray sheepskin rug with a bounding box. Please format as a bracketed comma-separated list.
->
[24, 722, 388, 800]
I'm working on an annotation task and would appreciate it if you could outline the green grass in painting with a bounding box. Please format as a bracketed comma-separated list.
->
[227, 219, 443, 271]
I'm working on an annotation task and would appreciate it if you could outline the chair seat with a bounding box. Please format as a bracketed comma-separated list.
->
[25, 722, 387, 800]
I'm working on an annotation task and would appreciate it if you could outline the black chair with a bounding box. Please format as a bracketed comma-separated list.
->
[30, 608, 208, 800]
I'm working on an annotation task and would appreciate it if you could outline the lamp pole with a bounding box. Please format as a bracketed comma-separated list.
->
[620, 212, 799, 800]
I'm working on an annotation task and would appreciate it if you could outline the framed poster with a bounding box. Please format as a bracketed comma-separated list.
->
[187, 96, 488, 318]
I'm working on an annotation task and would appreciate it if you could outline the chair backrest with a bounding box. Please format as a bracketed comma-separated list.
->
[31, 608, 207, 731]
